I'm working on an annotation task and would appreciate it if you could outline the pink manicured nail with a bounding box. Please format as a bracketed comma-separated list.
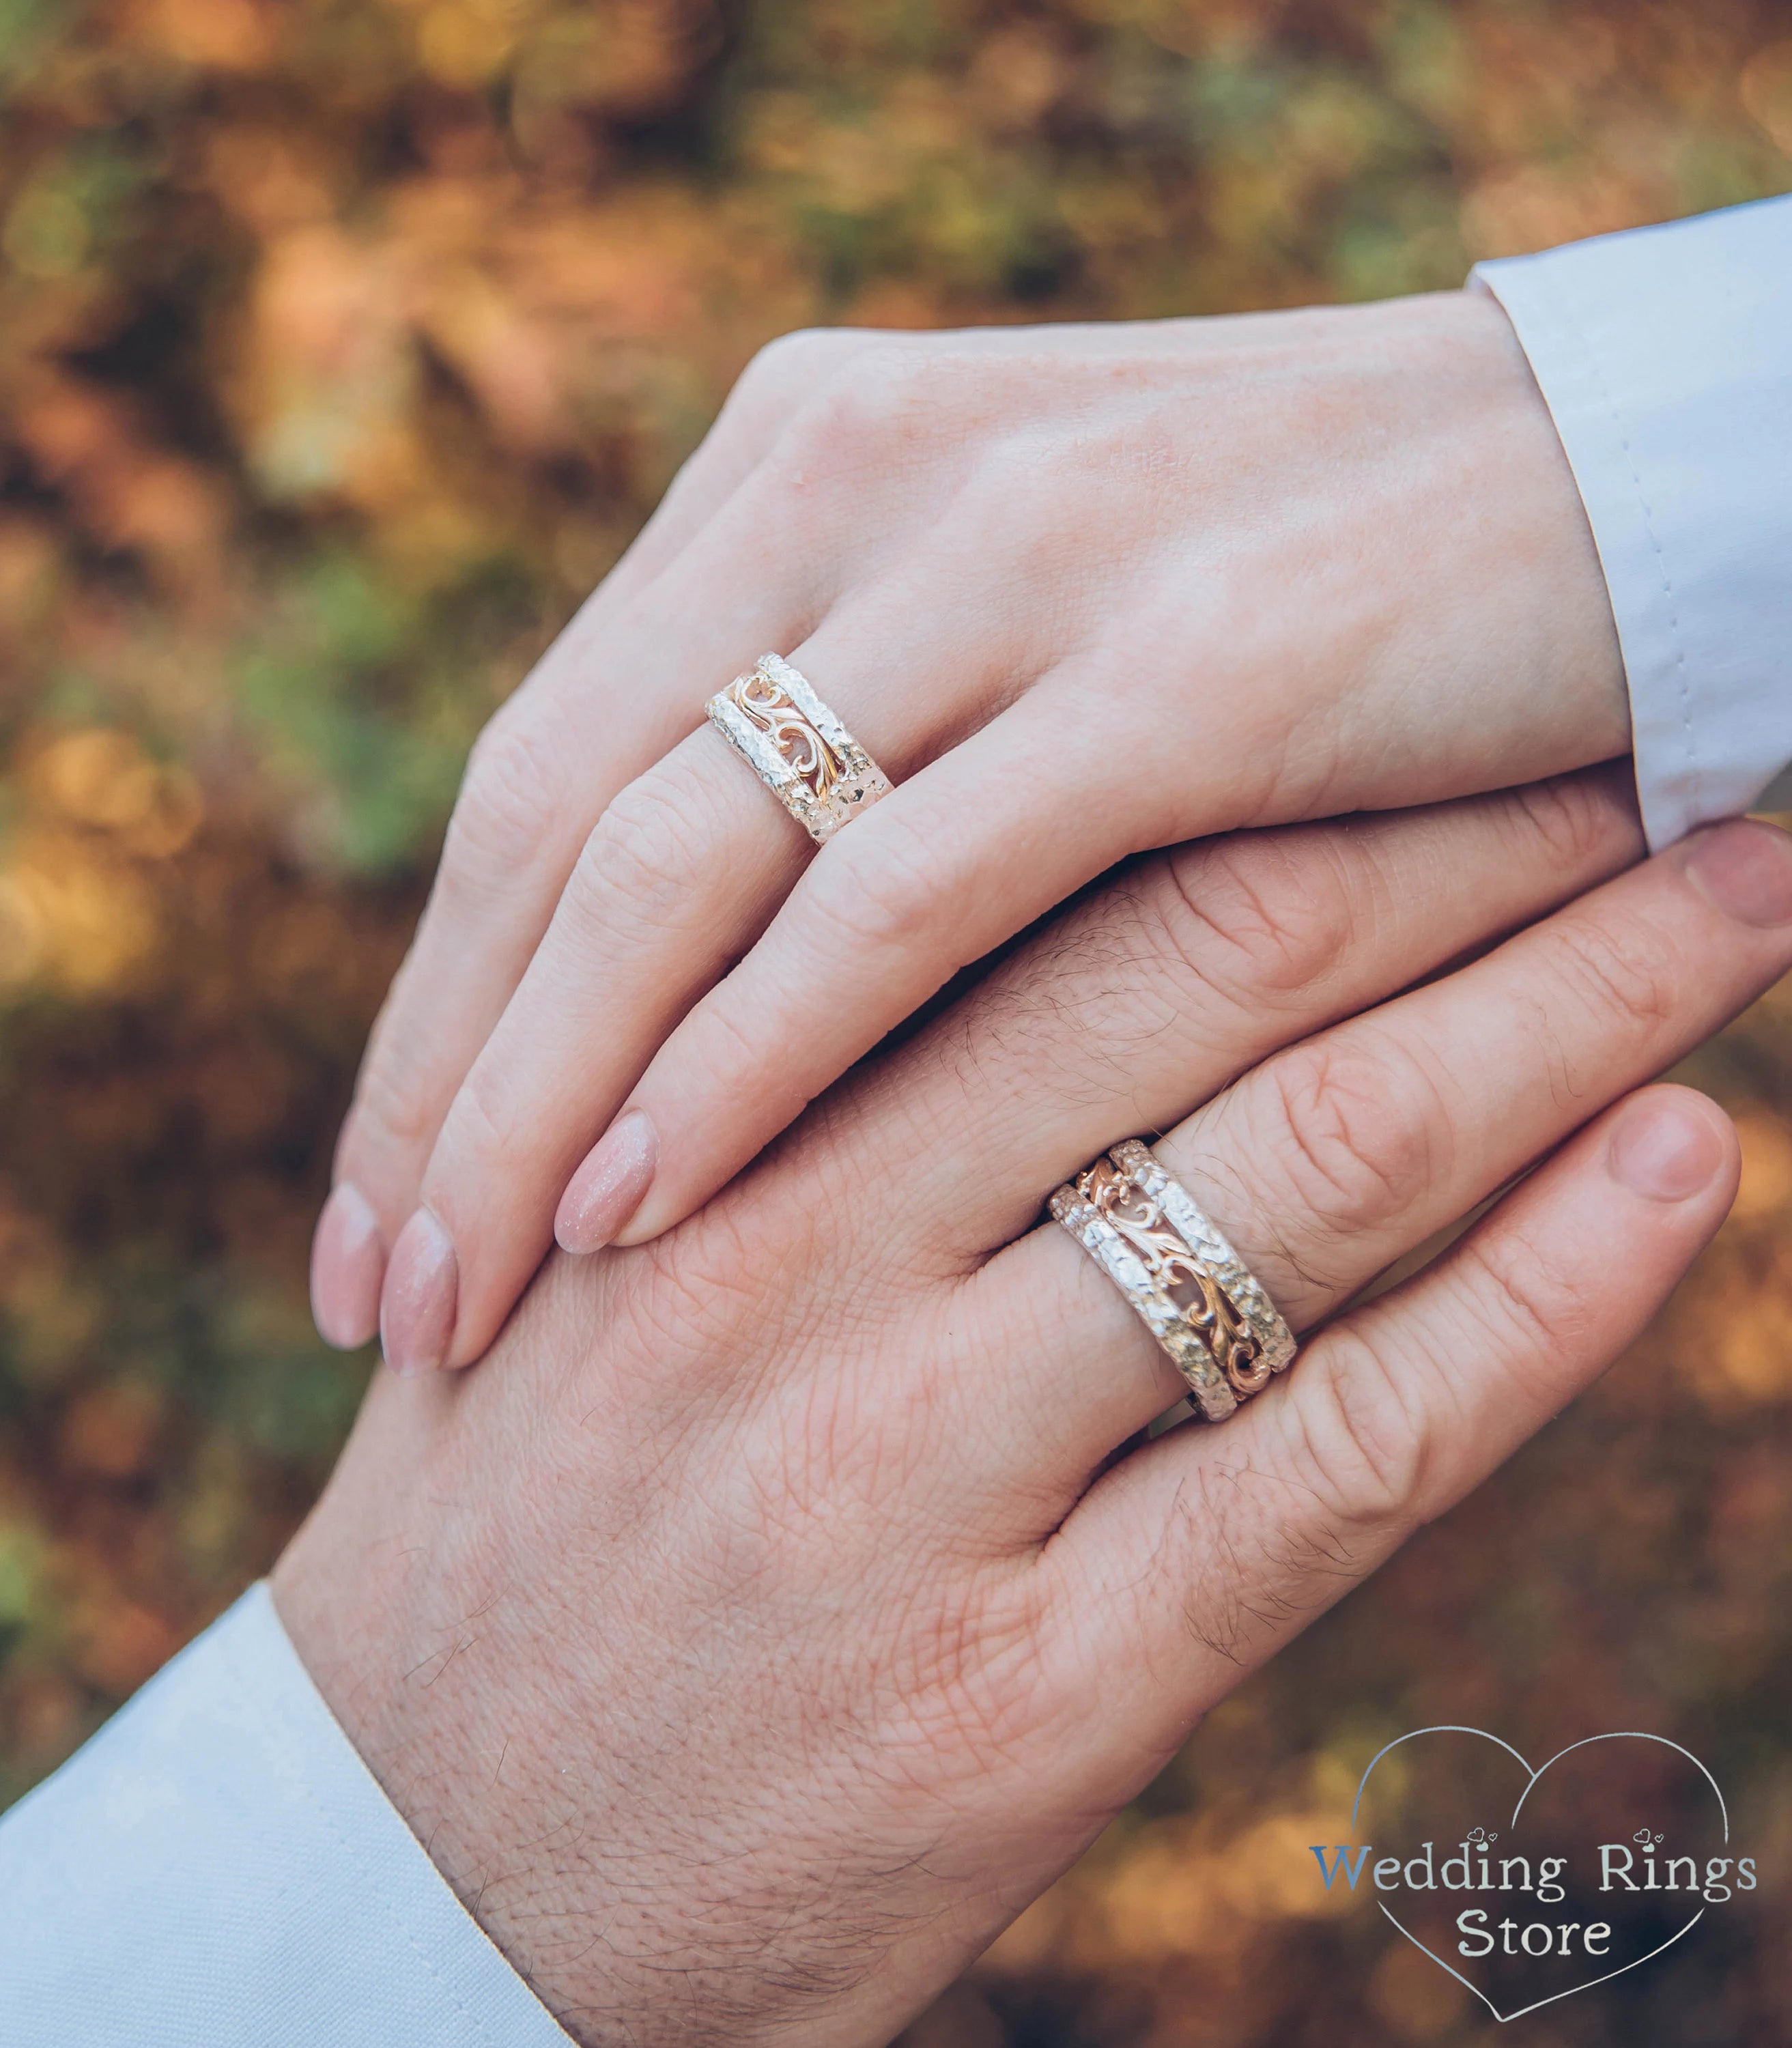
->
[380, 1208, 459, 1376]
[1683, 819, 1792, 927]
[556, 1110, 657, 1255]
[310, 1182, 385, 1350]
[1608, 1096, 1726, 1202]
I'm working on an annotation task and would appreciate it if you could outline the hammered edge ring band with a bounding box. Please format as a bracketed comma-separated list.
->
[706, 653, 894, 844]
[1050, 1139, 1297, 1423]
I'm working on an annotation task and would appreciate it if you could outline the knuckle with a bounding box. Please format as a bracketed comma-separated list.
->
[1504, 770, 1628, 874]
[1149, 1445, 1391, 1666]
[804, 809, 943, 958]
[431, 1055, 524, 1182]
[1285, 1335, 1430, 1537]
[774, 341, 942, 477]
[936, 432, 1048, 545]
[1550, 913, 1679, 1034]
[339, 1031, 442, 1177]
[444, 715, 569, 896]
[1157, 835, 1359, 1010]
[1458, 1229, 1591, 1366]
[712, 331, 873, 464]
[740, 326, 868, 403]
[1257, 1030, 1445, 1246]
[565, 771, 704, 945]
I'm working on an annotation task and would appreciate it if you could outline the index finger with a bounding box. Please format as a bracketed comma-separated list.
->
[311, 337, 894, 1344]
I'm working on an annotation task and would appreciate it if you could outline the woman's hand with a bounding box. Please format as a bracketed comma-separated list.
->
[309, 289, 1630, 1371]
[277, 785, 1792, 2046]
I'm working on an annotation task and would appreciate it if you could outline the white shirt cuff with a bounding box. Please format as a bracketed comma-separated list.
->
[0, 1582, 571, 2048]
[1473, 192, 1792, 848]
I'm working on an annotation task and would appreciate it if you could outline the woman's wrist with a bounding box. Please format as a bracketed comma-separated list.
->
[1438, 283, 1631, 760]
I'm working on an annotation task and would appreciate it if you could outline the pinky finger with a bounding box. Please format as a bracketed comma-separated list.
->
[1045, 1083, 1739, 1763]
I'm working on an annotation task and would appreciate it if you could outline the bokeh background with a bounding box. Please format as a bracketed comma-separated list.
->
[1, 1, 1789, 2040]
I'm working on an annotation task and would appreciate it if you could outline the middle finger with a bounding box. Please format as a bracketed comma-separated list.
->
[837, 765, 1645, 1267]
[948, 814, 1792, 1489]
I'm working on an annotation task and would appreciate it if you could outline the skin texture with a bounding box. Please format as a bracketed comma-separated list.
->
[275, 784, 1792, 2048]
[306, 288, 1632, 1370]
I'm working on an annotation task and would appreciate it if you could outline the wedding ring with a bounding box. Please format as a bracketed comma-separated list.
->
[705, 654, 894, 844]
[1049, 1139, 1296, 1423]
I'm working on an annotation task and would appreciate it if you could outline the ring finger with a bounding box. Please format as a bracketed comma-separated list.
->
[376, 563, 1059, 1371]
[955, 814, 1792, 1492]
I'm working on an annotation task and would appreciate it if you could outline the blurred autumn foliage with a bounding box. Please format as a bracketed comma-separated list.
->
[1, 1, 1789, 2041]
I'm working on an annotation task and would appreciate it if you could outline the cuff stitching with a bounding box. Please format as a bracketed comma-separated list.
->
[1554, 288, 1702, 823]
[222, 1607, 541, 2048]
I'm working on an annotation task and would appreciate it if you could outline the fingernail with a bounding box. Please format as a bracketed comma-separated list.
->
[1608, 1096, 1725, 1202]
[556, 1110, 657, 1255]
[310, 1183, 385, 1350]
[380, 1208, 459, 1376]
[1682, 819, 1792, 927]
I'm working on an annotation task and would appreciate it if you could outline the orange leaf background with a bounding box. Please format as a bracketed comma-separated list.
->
[1, 3, 1789, 2041]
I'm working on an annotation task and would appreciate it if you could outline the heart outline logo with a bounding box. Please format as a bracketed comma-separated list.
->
[1351, 1726, 1730, 2025]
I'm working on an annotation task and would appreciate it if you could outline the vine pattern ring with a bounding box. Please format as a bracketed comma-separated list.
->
[1049, 1138, 1297, 1423]
[705, 654, 894, 844]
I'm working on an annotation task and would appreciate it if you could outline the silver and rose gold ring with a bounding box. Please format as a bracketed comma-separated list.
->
[1050, 1139, 1296, 1423]
[706, 654, 893, 844]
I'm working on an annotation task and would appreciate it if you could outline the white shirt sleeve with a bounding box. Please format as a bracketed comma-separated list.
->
[0, 1582, 570, 2048]
[1472, 192, 1792, 848]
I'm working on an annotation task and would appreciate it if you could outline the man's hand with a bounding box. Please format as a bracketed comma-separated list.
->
[307, 290, 1630, 1370]
[275, 776, 1791, 2048]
